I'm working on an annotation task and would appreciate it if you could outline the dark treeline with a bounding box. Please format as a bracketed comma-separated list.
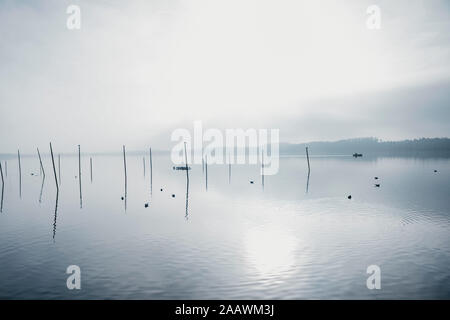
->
[1, 138, 450, 158]
[281, 137, 450, 156]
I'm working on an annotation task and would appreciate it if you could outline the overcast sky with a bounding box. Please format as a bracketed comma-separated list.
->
[0, 0, 449, 153]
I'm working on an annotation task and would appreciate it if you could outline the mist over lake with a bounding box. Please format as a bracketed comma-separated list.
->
[1, 0, 450, 306]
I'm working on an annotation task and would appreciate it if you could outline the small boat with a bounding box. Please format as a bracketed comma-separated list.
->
[353, 153, 363, 157]
[173, 166, 191, 170]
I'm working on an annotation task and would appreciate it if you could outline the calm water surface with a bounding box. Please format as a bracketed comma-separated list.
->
[0, 154, 449, 299]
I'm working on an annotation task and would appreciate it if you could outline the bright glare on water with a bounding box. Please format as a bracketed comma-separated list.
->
[0, 154, 449, 299]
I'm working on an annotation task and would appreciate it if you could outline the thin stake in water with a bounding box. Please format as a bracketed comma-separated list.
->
[37, 147, 46, 204]
[52, 191, 59, 240]
[39, 173, 45, 204]
[49, 142, 59, 191]
[78, 145, 82, 208]
[306, 146, 310, 173]
[306, 169, 310, 194]
[0, 162, 4, 212]
[306, 146, 311, 193]
[58, 154, 61, 186]
[50, 144, 59, 240]
[0, 163, 4, 186]
[17, 149, 21, 199]
[185, 179, 189, 220]
[90, 157, 93, 183]
[184, 142, 189, 183]
[37, 148, 45, 178]
[184, 142, 190, 219]
[123, 145, 127, 210]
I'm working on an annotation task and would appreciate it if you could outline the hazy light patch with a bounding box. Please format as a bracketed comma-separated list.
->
[244, 224, 297, 277]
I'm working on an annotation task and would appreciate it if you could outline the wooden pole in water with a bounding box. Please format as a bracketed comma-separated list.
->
[184, 145, 190, 219]
[52, 190, 59, 240]
[50, 142, 59, 239]
[58, 154, 61, 186]
[123, 145, 127, 210]
[305, 146, 311, 194]
[90, 157, 93, 183]
[4, 161, 7, 178]
[0, 162, 4, 213]
[306, 146, 310, 173]
[149, 147, 153, 195]
[17, 149, 21, 198]
[78, 145, 82, 208]
[38, 147, 45, 202]
[49, 143, 59, 192]
[58, 154, 60, 183]
[0, 162, 4, 186]
[184, 142, 189, 183]
[39, 172, 45, 204]
[37, 148, 45, 178]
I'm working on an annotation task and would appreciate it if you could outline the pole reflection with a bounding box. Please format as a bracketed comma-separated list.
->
[0, 162, 4, 213]
[52, 191, 59, 240]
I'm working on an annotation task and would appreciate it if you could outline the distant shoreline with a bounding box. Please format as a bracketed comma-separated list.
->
[280, 137, 450, 157]
[1, 137, 449, 158]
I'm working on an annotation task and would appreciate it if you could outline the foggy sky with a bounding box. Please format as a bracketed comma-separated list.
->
[1, 0, 449, 154]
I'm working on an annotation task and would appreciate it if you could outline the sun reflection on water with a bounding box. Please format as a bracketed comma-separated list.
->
[244, 224, 297, 277]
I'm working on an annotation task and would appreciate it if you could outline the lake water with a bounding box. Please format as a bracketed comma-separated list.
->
[0, 154, 449, 299]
